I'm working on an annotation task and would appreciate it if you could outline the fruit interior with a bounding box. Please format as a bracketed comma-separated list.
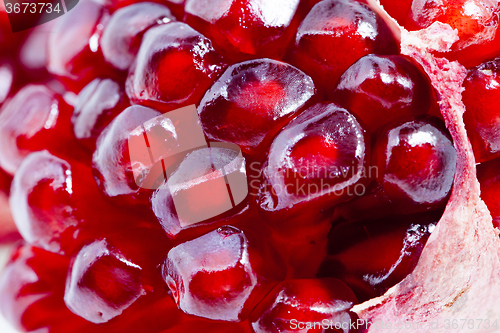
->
[1, 0, 500, 332]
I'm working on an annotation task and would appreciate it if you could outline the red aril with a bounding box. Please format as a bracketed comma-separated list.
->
[151, 145, 248, 238]
[0, 242, 187, 333]
[100, 2, 176, 72]
[379, 0, 413, 26]
[0, 63, 13, 105]
[407, 0, 500, 67]
[2, 0, 500, 331]
[0, 243, 90, 333]
[462, 57, 500, 163]
[47, 0, 115, 91]
[373, 118, 456, 211]
[92, 105, 164, 205]
[339, 117, 456, 221]
[162, 225, 286, 322]
[198, 58, 315, 158]
[477, 159, 500, 229]
[184, 0, 303, 61]
[250, 278, 359, 333]
[319, 213, 438, 301]
[0, 84, 81, 175]
[10, 151, 147, 255]
[126, 22, 227, 112]
[291, 0, 400, 89]
[330, 54, 438, 133]
[64, 228, 170, 324]
[258, 103, 369, 220]
[72, 78, 129, 152]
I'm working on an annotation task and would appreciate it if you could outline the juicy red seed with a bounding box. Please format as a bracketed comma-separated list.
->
[10, 151, 140, 255]
[0, 84, 79, 175]
[126, 22, 227, 112]
[65, 239, 145, 323]
[92, 104, 208, 206]
[162, 225, 286, 321]
[198, 58, 315, 157]
[408, 0, 500, 49]
[373, 117, 456, 212]
[336, 117, 456, 221]
[462, 57, 500, 163]
[63, 228, 172, 326]
[47, 0, 113, 91]
[0, 242, 184, 333]
[184, 0, 303, 61]
[0, 243, 89, 333]
[151, 145, 248, 238]
[101, 2, 176, 71]
[319, 214, 437, 301]
[331, 54, 437, 133]
[477, 159, 500, 229]
[291, 0, 400, 89]
[258, 103, 369, 218]
[92, 105, 163, 204]
[250, 278, 359, 333]
[72, 78, 130, 152]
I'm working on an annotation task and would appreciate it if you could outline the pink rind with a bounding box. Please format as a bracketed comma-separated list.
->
[353, 22, 500, 333]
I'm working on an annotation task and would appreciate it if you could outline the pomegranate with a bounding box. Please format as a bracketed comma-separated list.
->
[1, 0, 500, 332]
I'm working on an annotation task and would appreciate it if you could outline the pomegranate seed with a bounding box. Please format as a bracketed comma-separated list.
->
[0, 243, 89, 332]
[319, 213, 438, 301]
[64, 228, 170, 324]
[64, 241, 146, 324]
[126, 22, 227, 112]
[91, 105, 161, 205]
[462, 57, 500, 163]
[10, 151, 146, 255]
[250, 278, 359, 333]
[151, 145, 248, 237]
[0, 243, 183, 333]
[477, 159, 500, 230]
[330, 54, 438, 133]
[339, 117, 456, 220]
[198, 58, 315, 157]
[0, 84, 81, 175]
[258, 103, 369, 220]
[291, 0, 400, 89]
[47, 0, 115, 91]
[93, 104, 207, 206]
[101, 2, 175, 72]
[162, 225, 286, 321]
[72, 78, 129, 152]
[184, 0, 303, 61]
[409, 0, 499, 46]
[407, 0, 500, 67]
[373, 118, 456, 212]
